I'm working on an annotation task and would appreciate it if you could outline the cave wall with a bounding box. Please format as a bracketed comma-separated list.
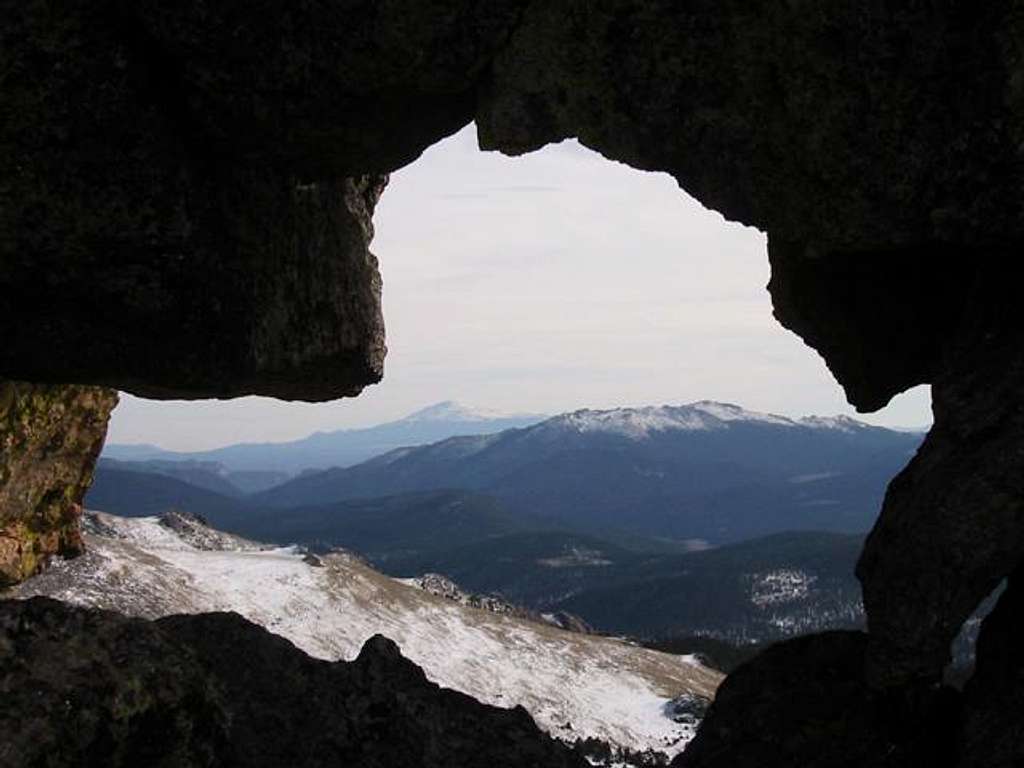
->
[0, 0, 530, 401]
[2, 1, 1024, 765]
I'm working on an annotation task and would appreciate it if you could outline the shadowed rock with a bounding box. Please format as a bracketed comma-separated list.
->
[674, 631, 960, 768]
[857, 268, 1024, 688]
[478, 1, 1021, 250]
[0, 597, 586, 768]
[959, 568, 1024, 767]
[0, 0, 529, 401]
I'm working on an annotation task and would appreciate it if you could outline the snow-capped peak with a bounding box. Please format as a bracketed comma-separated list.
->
[401, 401, 542, 423]
[797, 415, 867, 433]
[542, 402, 871, 440]
[688, 401, 796, 426]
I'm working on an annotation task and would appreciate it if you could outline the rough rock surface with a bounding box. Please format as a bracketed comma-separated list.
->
[0, 383, 116, 587]
[857, 271, 1024, 688]
[0, 0, 529, 401]
[479, 2, 1021, 245]
[673, 631, 961, 768]
[0, 596, 586, 768]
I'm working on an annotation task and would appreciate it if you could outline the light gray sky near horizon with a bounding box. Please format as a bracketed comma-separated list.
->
[107, 125, 932, 451]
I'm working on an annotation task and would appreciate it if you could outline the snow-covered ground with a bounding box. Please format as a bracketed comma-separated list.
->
[9, 512, 721, 760]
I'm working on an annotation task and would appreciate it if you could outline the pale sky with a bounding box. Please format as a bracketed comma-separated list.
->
[108, 125, 932, 450]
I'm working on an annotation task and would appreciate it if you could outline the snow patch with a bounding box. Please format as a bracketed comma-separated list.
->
[748, 569, 818, 607]
[797, 415, 865, 432]
[537, 547, 614, 568]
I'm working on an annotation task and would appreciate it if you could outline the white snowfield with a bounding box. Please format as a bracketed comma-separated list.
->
[547, 401, 869, 440]
[11, 512, 721, 760]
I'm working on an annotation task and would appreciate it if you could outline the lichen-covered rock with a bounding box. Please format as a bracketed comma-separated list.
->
[0, 0, 527, 401]
[0, 597, 586, 768]
[0, 382, 117, 587]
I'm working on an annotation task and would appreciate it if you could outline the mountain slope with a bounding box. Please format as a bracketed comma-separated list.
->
[224, 489, 537, 563]
[85, 468, 549, 559]
[97, 457, 247, 497]
[375, 528, 867, 642]
[87, 466, 248, 520]
[9, 512, 721, 760]
[552, 531, 867, 641]
[253, 402, 922, 544]
[104, 401, 546, 474]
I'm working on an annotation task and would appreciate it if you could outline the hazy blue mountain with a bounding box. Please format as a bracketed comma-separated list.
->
[253, 402, 922, 545]
[99, 456, 294, 496]
[220, 489, 537, 561]
[87, 463, 697, 566]
[87, 463, 545, 557]
[87, 466, 248, 520]
[97, 458, 246, 497]
[102, 401, 547, 475]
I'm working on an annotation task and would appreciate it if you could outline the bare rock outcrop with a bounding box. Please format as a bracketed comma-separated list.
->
[0, 383, 116, 587]
[0, 597, 586, 768]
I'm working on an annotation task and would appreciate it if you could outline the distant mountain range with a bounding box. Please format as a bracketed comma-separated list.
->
[91, 401, 923, 547]
[103, 401, 547, 477]
[87, 400, 926, 641]
[248, 401, 923, 544]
